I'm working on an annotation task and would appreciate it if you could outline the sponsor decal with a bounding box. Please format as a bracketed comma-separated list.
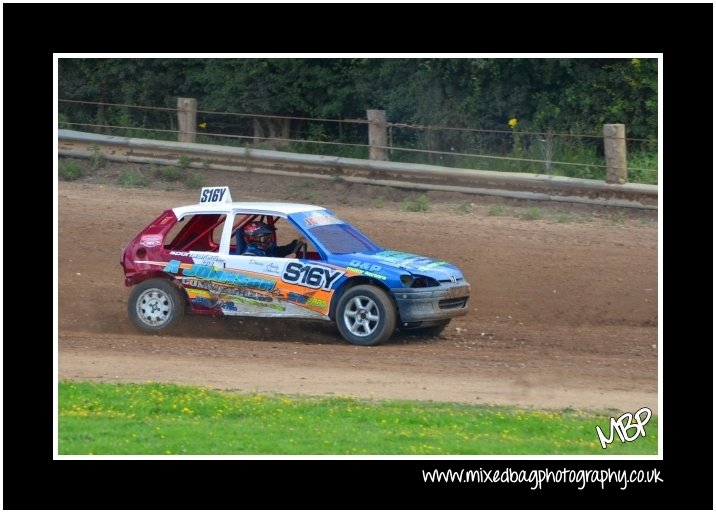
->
[262, 262, 281, 275]
[169, 251, 221, 262]
[243, 258, 281, 276]
[140, 234, 162, 248]
[346, 267, 387, 281]
[346, 259, 387, 280]
[348, 260, 383, 273]
[246, 259, 283, 276]
[417, 260, 448, 271]
[191, 296, 216, 308]
[192, 253, 221, 262]
[183, 278, 275, 302]
[303, 211, 342, 227]
[374, 250, 436, 269]
[221, 297, 285, 312]
[163, 259, 275, 291]
[219, 300, 238, 312]
[287, 292, 328, 310]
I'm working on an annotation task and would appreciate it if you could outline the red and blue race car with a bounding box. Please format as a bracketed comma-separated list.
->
[120, 186, 471, 345]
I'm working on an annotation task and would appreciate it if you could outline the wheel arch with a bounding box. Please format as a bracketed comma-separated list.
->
[329, 276, 395, 321]
[129, 272, 189, 306]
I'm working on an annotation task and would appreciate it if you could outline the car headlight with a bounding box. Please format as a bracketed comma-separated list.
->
[400, 274, 439, 288]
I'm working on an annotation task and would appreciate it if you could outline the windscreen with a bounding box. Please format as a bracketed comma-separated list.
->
[309, 223, 382, 254]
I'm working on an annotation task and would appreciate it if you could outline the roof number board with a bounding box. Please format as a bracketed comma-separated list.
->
[200, 186, 233, 204]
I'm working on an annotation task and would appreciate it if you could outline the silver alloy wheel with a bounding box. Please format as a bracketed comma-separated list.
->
[135, 287, 174, 328]
[342, 295, 381, 337]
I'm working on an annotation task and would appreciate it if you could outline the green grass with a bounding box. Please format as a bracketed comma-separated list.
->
[178, 154, 191, 169]
[627, 151, 658, 185]
[89, 144, 107, 169]
[520, 207, 542, 221]
[59, 161, 85, 181]
[487, 204, 511, 216]
[455, 201, 473, 215]
[401, 194, 430, 212]
[371, 195, 386, 208]
[58, 381, 657, 455]
[117, 170, 150, 188]
[154, 165, 184, 182]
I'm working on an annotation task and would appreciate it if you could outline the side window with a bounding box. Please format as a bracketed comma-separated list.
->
[279, 219, 319, 259]
[165, 214, 226, 252]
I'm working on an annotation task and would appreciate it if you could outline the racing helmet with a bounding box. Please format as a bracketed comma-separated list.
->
[243, 221, 273, 250]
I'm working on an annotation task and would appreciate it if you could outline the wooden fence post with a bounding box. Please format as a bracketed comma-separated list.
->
[603, 123, 627, 184]
[368, 109, 388, 161]
[177, 97, 197, 143]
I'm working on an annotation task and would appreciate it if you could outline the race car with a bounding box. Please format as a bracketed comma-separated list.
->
[120, 186, 471, 345]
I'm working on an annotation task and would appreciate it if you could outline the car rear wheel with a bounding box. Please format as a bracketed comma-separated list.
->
[335, 285, 396, 346]
[128, 279, 184, 332]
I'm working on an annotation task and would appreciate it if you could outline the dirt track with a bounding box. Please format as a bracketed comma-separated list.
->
[58, 164, 659, 413]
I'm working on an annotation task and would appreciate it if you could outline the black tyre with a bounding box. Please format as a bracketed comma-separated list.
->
[335, 285, 396, 346]
[399, 320, 451, 338]
[128, 279, 184, 332]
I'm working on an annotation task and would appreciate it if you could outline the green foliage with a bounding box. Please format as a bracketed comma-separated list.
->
[178, 154, 191, 169]
[154, 165, 183, 182]
[89, 144, 106, 169]
[58, 381, 658, 455]
[117, 170, 150, 188]
[58, 112, 72, 129]
[58, 58, 658, 184]
[372, 196, 385, 208]
[607, 211, 628, 225]
[520, 207, 542, 221]
[487, 204, 510, 216]
[455, 201, 473, 215]
[401, 194, 429, 212]
[628, 151, 658, 185]
[59, 161, 85, 181]
[182, 172, 203, 189]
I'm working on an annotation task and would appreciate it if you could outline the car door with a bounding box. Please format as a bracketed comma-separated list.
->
[217, 213, 338, 319]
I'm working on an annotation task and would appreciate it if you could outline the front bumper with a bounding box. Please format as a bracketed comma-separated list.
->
[391, 282, 471, 325]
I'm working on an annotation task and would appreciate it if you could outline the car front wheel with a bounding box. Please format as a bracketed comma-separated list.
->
[335, 285, 396, 346]
[128, 279, 184, 332]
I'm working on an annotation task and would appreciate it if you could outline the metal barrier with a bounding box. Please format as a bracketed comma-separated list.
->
[58, 129, 657, 209]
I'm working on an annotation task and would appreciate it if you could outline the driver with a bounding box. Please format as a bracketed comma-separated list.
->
[242, 221, 306, 257]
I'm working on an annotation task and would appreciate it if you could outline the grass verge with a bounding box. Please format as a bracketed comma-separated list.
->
[59, 381, 657, 456]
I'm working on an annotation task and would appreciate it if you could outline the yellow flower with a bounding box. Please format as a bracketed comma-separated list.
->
[508, 118, 518, 128]
[198, 122, 207, 129]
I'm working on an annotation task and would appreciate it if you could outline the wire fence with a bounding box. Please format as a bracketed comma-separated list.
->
[58, 99, 659, 184]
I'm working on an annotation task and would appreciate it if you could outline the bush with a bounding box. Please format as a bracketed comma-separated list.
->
[401, 195, 429, 212]
[154, 166, 184, 182]
[59, 161, 85, 181]
[118, 170, 150, 188]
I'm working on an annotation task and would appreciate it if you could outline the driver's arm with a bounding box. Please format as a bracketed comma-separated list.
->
[274, 237, 307, 257]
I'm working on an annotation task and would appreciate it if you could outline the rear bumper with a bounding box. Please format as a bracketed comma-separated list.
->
[391, 282, 470, 325]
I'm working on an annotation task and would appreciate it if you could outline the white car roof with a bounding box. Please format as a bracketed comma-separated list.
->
[172, 201, 325, 219]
